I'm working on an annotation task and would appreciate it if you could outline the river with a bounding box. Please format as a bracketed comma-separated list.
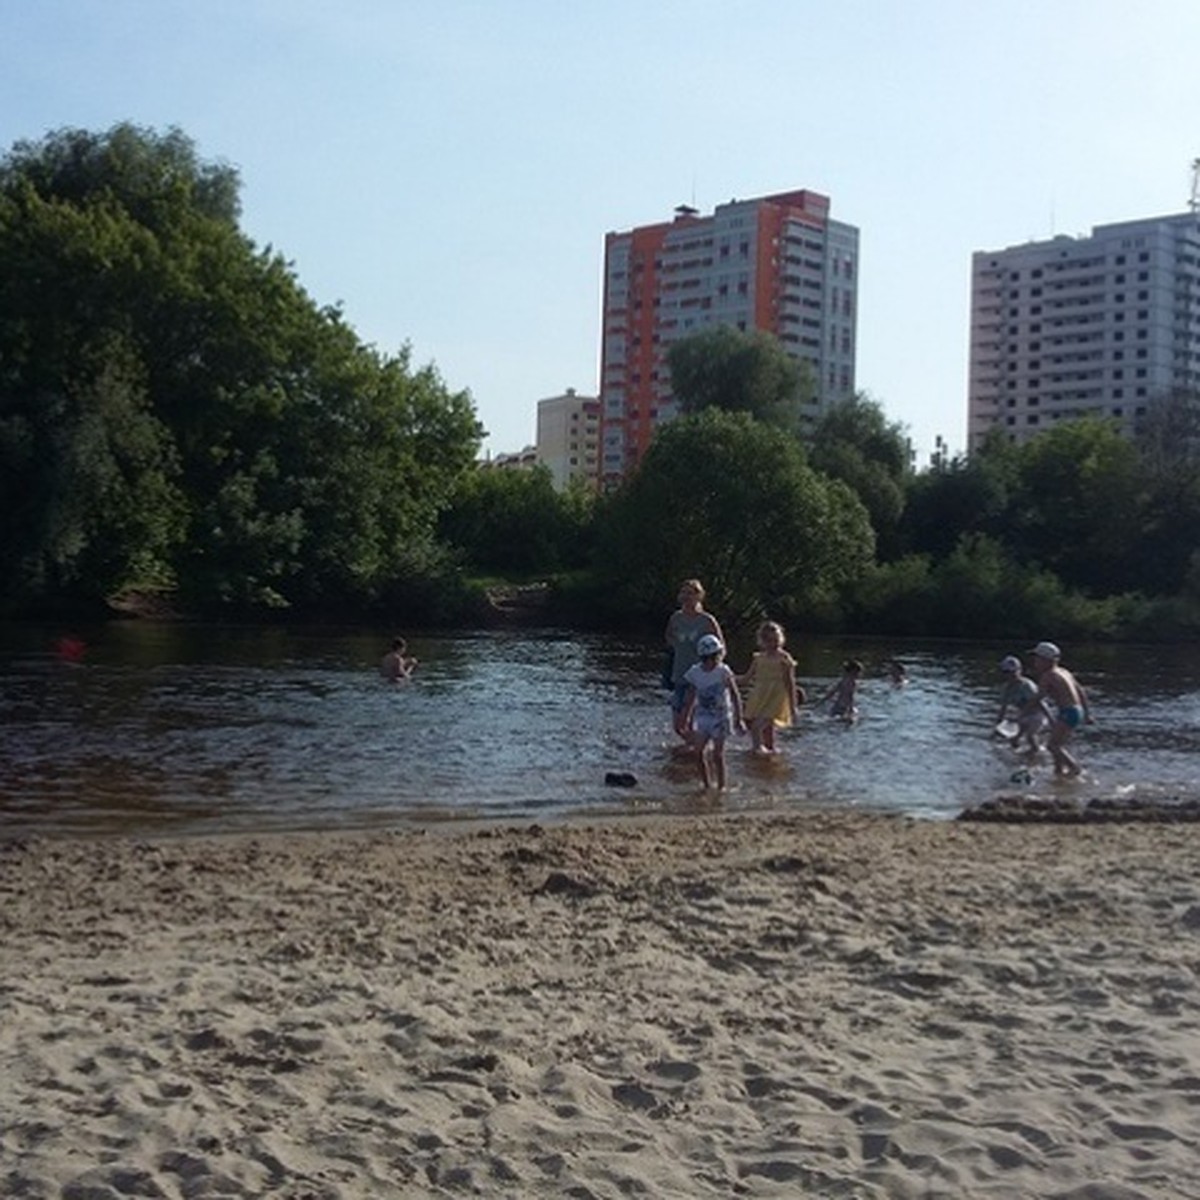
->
[3, 622, 1200, 836]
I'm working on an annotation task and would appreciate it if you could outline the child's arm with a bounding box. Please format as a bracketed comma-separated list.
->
[681, 684, 697, 729]
[784, 659, 799, 721]
[735, 656, 757, 689]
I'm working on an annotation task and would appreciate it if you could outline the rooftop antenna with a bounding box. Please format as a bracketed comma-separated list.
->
[1191, 159, 1200, 213]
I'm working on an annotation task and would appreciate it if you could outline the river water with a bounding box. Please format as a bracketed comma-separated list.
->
[3, 622, 1200, 837]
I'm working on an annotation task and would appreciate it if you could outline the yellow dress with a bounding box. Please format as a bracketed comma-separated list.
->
[742, 651, 797, 726]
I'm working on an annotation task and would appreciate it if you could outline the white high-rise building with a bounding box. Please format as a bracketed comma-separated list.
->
[968, 211, 1200, 450]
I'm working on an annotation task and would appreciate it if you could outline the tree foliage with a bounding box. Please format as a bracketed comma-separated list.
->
[1004, 418, 1143, 594]
[438, 465, 593, 575]
[667, 325, 811, 433]
[0, 123, 482, 616]
[900, 431, 1017, 559]
[809, 394, 911, 557]
[593, 409, 874, 628]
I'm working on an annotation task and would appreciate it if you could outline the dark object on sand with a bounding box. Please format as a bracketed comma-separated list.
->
[604, 771, 638, 788]
[960, 794, 1200, 824]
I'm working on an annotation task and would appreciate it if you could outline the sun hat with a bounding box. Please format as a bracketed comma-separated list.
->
[1029, 641, 1061, 661]
[999, 655, 1021, 673]
[696, 633, 724, 657]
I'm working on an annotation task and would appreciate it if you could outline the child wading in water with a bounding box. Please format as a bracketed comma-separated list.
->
[682, 634, 745, 788]
[822, 659, 863, 724]
[739, 620, 804, 754]
[1029, 641, 1091, 777]
[996, 654, 1046, 753]
[380, 637, 418, 682]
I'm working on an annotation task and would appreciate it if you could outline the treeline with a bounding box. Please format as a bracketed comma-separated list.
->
[0, 124, 481, 620]
[4, 124, 1200, 641]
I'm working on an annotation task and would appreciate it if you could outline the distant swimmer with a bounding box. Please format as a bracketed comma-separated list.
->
[380, 636, 418, 682]
[54, 635, 87, 664]
[822, 659, 863, 724]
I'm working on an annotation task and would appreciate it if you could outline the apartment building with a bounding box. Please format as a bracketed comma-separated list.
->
[968, 211, 1200, 450]
[597, 189, 859, 487]
[535, 388, 599, 491]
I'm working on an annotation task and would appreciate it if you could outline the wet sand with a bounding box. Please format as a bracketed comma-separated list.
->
[2, 812, 1199, 1198]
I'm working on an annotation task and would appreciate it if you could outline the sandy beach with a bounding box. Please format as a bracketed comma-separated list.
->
[2, 811, 1199, 1199]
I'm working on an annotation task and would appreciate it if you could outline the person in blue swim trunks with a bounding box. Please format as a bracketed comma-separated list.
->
[1028, 641, 1091, 777]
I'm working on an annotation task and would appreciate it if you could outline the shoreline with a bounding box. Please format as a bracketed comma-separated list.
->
[3, 810, 1199, 1197]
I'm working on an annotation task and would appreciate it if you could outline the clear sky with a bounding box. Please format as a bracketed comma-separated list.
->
[3, 0, 1198, 466]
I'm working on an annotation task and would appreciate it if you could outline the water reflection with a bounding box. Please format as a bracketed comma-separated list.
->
[3, 622, 1200, 836]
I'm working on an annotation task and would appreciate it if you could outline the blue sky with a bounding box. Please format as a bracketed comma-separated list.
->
[3, 0, 1198, 465]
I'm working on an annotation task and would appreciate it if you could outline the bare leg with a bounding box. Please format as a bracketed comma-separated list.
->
[761, 721, 777, 753]
[1048, 722, 1082, 776]
[695, 738, 713, 787]
[712, 740, 728, 789]
[748, 718, 764, 753]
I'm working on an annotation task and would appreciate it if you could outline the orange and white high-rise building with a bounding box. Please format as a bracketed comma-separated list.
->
[597, 188, 859, 486]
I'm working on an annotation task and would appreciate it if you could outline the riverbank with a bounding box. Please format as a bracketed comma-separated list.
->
[3, 812, 1199, 1198]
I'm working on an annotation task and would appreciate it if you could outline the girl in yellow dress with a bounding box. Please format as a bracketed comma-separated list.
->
[738, 621, 803, 754]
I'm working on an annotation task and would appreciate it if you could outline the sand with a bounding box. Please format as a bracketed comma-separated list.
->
[2, 811, 1199, 1199]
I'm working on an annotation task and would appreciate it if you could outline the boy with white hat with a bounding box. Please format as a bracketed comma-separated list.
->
[1028, 642, 1090, 777]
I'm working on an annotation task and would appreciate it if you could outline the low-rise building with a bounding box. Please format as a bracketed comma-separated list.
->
[536, 388, 599, 491]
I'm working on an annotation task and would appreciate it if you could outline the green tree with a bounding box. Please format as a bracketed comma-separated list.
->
[0, 144, 194, 608]
[1006, 418, 1143, 594]
[1132, 388, 1200, 595]
[900, 430, 1018, 560]
[594, 409, 874, 628]
[439, 464, 591, 575]
[0, 123, 240, 226]
[0, 123, 483, 616]
[809, 393, 911, 556]
[666, 325, 812, 433]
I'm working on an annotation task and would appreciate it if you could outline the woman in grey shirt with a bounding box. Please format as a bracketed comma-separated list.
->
[664, 579, 724, 745]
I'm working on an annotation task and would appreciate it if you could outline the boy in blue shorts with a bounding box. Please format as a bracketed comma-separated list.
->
[1029, 641, 1090, 777]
